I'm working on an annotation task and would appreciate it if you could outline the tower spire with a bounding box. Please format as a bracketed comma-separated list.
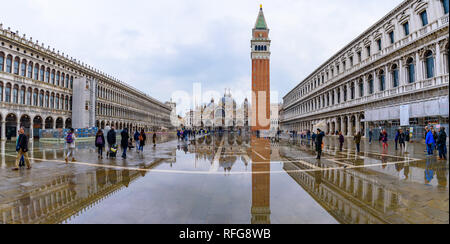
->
[254, 5, 268, 30]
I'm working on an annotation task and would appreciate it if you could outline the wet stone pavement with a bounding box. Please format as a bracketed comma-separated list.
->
[0, 133, 448, 224]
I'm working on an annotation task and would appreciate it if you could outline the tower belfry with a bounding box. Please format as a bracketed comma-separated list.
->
[251, 5, 271, 132]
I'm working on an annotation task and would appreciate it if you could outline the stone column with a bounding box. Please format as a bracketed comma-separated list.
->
[347, 115, 352, 137]
[399, 58, 404, 87]
[30, 120, 34, 142]
[356, 114, 361, 134]
[340, 116, 345, 133]
[348, 81, 352, 100]
[373, 70, 379, 93]
[340, 86, 345, 103]
[363, 75, 368, 96]
[1, 120, 6, 141]
[415, 52, 422, 82]
[385, 65, 391, 90]
[435, 43, 442, 76]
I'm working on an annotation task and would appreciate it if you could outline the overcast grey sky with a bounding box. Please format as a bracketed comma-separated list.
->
[1, 0, 404, 114]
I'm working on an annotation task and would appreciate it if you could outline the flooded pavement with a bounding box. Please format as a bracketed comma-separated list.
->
[0, 133, 448, 224]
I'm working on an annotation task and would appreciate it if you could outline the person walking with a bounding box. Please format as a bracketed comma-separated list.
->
[152, 132, 157, 147]
[425, 128, 435, 156]
[432, 128, 438, 151]
[139, 129, 146, 152]
[338, 131, 345, 152]
[437, 127, 447, 160]
[315, 129, 325, 159]
[404, 129, 410, 153]
[134, 130, 140, 152]
[369, 129, 373, 145]
[395, 130, 400, 150]
[65, 128, 76, 163]
[16, 129, 25, 167]
[354, 132, 362, 153]
[381, 129, 388, 151]
[121, 128, 129, 159]
[106, 126, 116, 158]
[398, 129, 406, 151]
[95, 130, 105, 159]
[312, 132, 317, 147]
[12, 127, 31, 171]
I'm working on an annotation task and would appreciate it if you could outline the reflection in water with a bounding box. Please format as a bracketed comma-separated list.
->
[251, 135, 271, 224]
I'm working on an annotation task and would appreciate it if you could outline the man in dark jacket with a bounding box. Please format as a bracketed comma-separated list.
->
[437, 127, 447, 160]
[315, 129, 325, 159]
[12, 127, 31, 170]
[338, 131, 345, 152]
[134, 130, 140, 151]
[106, 126, 116, 158]
[354, 132, 362, 153]
[121, 128, 129, 159]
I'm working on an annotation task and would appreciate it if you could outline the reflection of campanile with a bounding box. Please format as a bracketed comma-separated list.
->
[251, 5, 271, 132]
[251, 136, 271, 224]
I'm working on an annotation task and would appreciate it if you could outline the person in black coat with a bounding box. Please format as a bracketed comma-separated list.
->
[437, 127, 447, 160]
[95, 130, 106, 159]
[315, 129, 325, 159]
[13, 127, 31, 170]
[106, 126, 116, 158]
[121, 128, 129, 159]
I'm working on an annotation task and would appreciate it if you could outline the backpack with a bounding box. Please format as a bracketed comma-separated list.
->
[66, 133, 74, 144]
[139, 135, 143, 141]
[96, 136, 103, 145]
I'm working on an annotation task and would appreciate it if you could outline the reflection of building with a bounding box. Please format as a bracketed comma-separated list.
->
[0, 158, 165, 224]
[251, 136, 271, 224]
[281, 0, 449, 139]
[0, 24, 172, 141]
[270, 103, 281, 133]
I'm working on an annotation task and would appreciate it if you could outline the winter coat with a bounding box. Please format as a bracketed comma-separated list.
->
[315, 132, 325, 151]
[437, 130, 447, 146]
[139, 133, 147, 146]
[339, 135, 345, 144]
[134, 131, 140, 141]
[425, 131, 435, 145]
[107, 130, 116, 145]
[398, 133, 405, 143]
[95, 134, 105, 147]
[382, 132, 388, 143]
[17, 134, 29, 152]
[121, 129, 129, 149]
[354, 134, 361, 144]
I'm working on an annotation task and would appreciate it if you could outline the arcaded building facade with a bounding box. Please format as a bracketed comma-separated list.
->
[0, 25, 172, 140]
[281, 0, 449, 139]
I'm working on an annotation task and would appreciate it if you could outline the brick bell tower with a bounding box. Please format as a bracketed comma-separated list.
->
[251, 4, 271, 132]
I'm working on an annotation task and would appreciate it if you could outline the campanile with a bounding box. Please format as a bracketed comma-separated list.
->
[251, 5, 271, 132]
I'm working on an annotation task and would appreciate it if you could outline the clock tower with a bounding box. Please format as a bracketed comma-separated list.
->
[251, 5, 271, 132]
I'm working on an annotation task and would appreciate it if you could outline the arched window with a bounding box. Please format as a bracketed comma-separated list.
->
[45, 68, 50, 83]
[33, 89, 38, 106]
[12, 85, 18, 103]
[21, 60, 27, 76]
[28, 61, 33, 78]
[6, 55, 12, 73]
[391, 64, 399, 87]
[0, 82, 3, 101]
[56, 72, 60, 86]
[350, 83, 355, 99]
[343, 85, 347, 101]
[61, 73, 65, 87]
[407, 58, 415, 83]
[50, 93, 54, 109]
[66, 74, 70, 88]
[425, 50, 434, 79]
[359, 80, 364, 97]
[55, 95, 59, 109]
[45, 92, 49, 107]
[34, 64, 39, 80]
[379, 70, 385, 91]
[368, 75, 374, 94]
[443, 0, 449, 14]
[26, 88, 32, 105]
[70, 76, 73, 89]
[0, 52, 4, 71]
[65, 96, 69, 110]
[13, 57, 20, 75]
[5, 83, 11, 102]
[40, 66, 45, 81]
[19, 86, 25, 104]
[51, 70, 55, 84]
[39, 90, 44, 107]
[337, 88, 341, 103]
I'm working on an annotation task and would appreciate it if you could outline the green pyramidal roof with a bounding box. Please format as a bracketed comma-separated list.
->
[255, 8, 268, 30]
